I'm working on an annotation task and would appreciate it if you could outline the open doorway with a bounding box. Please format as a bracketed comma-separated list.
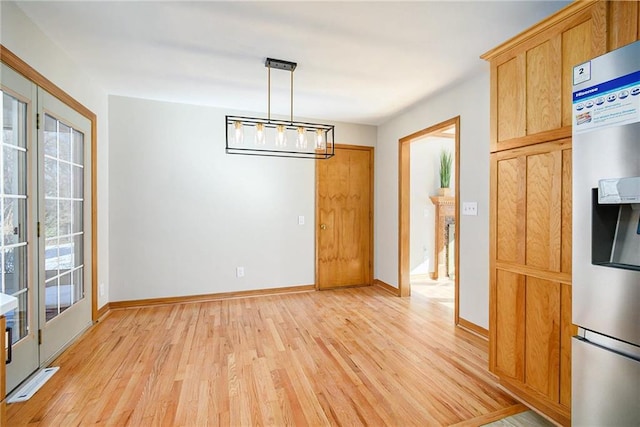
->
[398, 117, 460, 322]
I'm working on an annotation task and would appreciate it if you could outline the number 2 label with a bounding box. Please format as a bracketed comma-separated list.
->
[574, 61, 591, 85]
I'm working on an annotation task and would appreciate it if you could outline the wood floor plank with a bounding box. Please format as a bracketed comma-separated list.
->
[7, 286, 519, 426]
[450, 403, 529, 427]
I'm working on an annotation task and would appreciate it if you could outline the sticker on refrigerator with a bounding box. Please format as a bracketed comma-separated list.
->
[573, 61, 591, 85]
[573, 70, 640, 135]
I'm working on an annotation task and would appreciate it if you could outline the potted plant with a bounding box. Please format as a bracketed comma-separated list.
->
[439, 149, 452, 196]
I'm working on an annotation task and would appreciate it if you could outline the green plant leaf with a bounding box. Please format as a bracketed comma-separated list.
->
[439, 150, 452, 188]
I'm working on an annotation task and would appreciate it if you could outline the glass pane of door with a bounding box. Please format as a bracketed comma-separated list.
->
[43, 113, 85, 322]
[1, 92, 29, 343]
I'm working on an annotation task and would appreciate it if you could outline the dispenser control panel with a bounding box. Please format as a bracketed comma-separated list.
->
[598, 176, 640, 204]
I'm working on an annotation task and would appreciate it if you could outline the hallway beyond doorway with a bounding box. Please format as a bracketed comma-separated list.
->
[411, 276, 454, 311]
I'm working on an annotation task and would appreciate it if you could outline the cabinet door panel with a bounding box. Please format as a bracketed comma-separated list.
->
[562, 21, 593, 127]
[608, 1, 639, 51]
[527, 39, 562, 135]
[497, 55, 526, 142]
[496, 157, 526, 263]
[495, 270, 525, 381]
[561, 148, 572, 274]
[525, 277, 561, 402]
[526, 151, 562, 271]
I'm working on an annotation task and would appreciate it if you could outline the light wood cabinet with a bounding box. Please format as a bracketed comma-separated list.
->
[490, 140, 573, 425]
[480, 1, 640, 424]
[484, 1, 607, 153]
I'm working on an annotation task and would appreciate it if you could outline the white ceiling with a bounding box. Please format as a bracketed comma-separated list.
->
[14, 1, 570, 125]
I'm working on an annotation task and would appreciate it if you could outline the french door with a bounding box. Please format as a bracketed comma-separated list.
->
[1, 64, 38, 393]
[1, 64, 92, 392]
[38, 89, 92, 366]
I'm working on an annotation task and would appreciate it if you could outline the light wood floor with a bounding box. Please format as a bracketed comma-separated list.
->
[8, 286, 520, 426]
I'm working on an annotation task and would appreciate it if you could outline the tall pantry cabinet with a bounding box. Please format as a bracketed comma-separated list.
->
[482, 1, 640, 425]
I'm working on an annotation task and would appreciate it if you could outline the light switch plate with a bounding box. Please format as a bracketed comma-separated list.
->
[462, 202, 478, 216]
[298, 215, 305, 225]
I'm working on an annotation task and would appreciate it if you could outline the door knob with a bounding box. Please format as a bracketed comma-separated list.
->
[320, 224, 327, 230]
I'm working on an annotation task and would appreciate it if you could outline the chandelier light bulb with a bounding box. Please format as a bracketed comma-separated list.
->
[276, 124, 287, 147]
[297, 127, 307, 149]
[315, 129, 325, 149]
[255, 123, 265, 145]
[234, 121, 243, 144]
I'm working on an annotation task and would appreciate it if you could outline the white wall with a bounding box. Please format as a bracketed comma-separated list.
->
[410, 136, 455, 274]
[376, 71, 490, 328]
[2, 0, 489, 324]
[1, 1, 111, 309]
[108, 95, 376, 302]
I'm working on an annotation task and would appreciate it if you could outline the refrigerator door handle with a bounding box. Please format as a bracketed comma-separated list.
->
[577, 330, 640, 362]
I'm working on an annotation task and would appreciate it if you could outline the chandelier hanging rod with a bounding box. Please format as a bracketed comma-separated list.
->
[266, 58, 297, 124]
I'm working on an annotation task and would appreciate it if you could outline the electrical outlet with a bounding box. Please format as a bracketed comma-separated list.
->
[462, 202, 478, 216]
[236, 267, 245, 278]
[99, 283, 105, 297]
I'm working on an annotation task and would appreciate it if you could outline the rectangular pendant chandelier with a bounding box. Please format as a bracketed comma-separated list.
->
[225, 58, 335, 160]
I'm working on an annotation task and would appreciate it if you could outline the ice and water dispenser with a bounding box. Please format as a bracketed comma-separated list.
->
[592, 176, 640, 271]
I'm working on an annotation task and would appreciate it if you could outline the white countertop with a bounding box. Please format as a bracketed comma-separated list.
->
[0, 293, 18, 316]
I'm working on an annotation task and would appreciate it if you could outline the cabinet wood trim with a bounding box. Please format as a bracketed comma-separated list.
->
[491, 127, 572, 153]
[491, 127, 572, 154]
[493, 138, 571, 160]
[559, 284, 574, 408]
[495, 262, 572, 286]
[481, 0, 599, 61]
[489, 62, 499, 152]
[489, 153, 498, 371]
[498, 377, 571, 427]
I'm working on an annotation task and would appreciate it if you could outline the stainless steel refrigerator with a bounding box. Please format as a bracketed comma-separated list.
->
[572, 40, 640, 426]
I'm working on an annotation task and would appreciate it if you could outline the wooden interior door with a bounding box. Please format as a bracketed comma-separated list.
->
[316, 145, 373, 289]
